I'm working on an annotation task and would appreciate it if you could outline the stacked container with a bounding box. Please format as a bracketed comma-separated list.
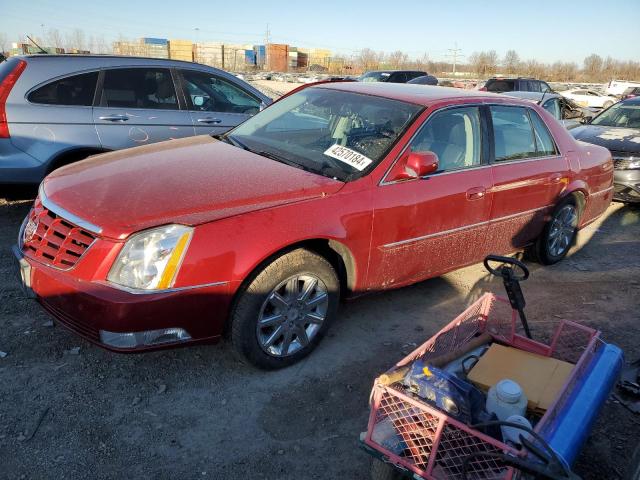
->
[266, 44, 289, 72]
[142, 38, 169, 59]
[169, 40, 193, 62]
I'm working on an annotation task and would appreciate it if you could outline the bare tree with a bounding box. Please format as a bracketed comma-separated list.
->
[356, 48, 382, 71]
[386, 50, 408, 69]
[469, 50, 499, 78]
[503, 50, 520, 75]
[583, 54, 603, 82]
[46, 28, 64, 49]
[65, 28, 86, 51]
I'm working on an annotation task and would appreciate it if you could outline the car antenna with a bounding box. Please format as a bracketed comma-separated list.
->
[539, 86, 550, 107]
[26, 35, 48, 54]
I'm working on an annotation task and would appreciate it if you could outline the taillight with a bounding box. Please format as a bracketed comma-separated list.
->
[0, 59, 27, 138]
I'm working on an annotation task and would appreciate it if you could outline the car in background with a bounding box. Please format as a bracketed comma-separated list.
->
[358, 70, 426, 83]
[605, 80, 640, 97]
[507, 91, 596, 129]
[406, 74, 438, 86]
[15, 82, 613, 369]
[560, 88, 617, 109]
[481, 77, 552, 94]
[622, 86, 640, 100]
[570, 97, 640, 203]
[0, 55, 271, 184]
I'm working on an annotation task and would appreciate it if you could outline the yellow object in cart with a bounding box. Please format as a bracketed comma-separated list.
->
[468, 343, 574, 412]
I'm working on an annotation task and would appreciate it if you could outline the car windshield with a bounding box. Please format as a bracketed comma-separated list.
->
[226, 87, 422, 181]
[591, 103, 640, 128]
[359, 72, 391, 82]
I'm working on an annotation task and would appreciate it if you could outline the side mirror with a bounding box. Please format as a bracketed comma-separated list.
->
[389, 151, 439, 181]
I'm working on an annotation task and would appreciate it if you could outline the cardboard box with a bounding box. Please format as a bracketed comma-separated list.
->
[468, 343, 574, 412]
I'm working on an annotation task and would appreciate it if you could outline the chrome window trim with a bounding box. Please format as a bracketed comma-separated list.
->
[98, 280, 229, 295]
[379, 102, 564, 187]
[379, 103, 487, 186]
[39, 183, 103, 235]
[381, 204, 551, 249]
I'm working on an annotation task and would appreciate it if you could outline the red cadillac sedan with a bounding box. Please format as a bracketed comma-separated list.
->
[14, 82, 613, 369]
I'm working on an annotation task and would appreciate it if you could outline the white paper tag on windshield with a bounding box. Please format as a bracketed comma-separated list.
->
[323, 144, 373, 171]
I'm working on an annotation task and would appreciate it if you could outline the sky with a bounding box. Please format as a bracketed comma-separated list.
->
[2, 0, 639, 64]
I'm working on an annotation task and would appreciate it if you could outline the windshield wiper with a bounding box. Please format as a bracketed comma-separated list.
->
[211, 133, 250, 151]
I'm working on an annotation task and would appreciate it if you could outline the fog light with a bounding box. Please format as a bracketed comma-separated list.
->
[99, 328, 191, 348]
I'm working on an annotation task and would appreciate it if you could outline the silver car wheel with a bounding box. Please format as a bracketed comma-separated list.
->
[547, 204, 577, 257]
[257, 274, 329, 357]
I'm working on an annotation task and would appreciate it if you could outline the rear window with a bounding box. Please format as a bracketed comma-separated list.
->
[28, 71, 98, 106]
[100, 68, 177, 110]
[486, 79, 515, 93]
[491, 106, 536, 161]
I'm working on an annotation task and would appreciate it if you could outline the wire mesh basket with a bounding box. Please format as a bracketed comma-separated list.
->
[364, 292, 600, 480]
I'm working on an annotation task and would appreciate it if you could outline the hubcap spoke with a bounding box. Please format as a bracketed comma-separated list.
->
[299, 277, 318, 301]
[264, 325, 285, 348]
[259, 313, 284, 328]
[280, 329, 293, 356]
[548, 205, 576, 257]
[270, 292, 290, 310]
[304, 312, 325, 324]
[305, 292, 328, 308]
[285, 277, 299, 299]
[296, 325, 310, 347]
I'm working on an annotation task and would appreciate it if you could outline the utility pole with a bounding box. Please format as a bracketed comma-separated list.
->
[445, 43, 464, 76]
[264, 23, 271, 70]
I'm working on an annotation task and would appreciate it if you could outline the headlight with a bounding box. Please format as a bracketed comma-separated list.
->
[107, 225, 193, 291]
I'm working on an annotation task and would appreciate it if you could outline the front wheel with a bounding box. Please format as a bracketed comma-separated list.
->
[534, 198, 579, 265]
[230, 248, 340, 369]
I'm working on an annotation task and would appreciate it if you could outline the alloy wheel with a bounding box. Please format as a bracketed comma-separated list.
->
[547, 204, 577, 257]
[256, 274, 329, 357]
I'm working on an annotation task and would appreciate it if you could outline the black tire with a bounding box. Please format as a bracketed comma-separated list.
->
[533, 197, 579, 265]
[230, 248, 340, 369]
[371, 459, 404, 480]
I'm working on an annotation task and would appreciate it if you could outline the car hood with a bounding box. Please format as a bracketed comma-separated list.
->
[42, 136, 344, 239]
[570, 124, 640, 154]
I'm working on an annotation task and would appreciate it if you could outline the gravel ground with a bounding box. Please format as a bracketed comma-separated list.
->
[1, 191, 639, 479]
[250, 80, 303, 99]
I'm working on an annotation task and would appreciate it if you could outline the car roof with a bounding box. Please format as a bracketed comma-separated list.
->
[363, 70, 425, 74]
[506, 91, 561, 102]
[315, 82, 506, 107]
[18, 54, 206, 68]
[622, 97, 640, 105]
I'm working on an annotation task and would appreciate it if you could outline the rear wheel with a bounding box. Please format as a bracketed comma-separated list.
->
[534, 198, 579, 265]
[230, 248, 340, 369]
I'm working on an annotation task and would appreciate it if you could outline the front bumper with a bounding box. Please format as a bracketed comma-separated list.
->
[613, 169, 640, 203]
[13, 245, 232, 352]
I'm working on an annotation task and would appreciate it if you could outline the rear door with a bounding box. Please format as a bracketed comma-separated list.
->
[487, 105, 568, 251]
[177, 69, 263, 135]
[93, 67, 194, 150]
[9, 69, 101, 166]
[368, 105, 494, 289]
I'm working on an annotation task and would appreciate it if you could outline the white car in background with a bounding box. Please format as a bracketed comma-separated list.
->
[605, 80, 640, 96]
[561, 88, 618, 109]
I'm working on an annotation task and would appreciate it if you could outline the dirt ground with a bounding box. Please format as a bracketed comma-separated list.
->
[1, 192, 639, 479]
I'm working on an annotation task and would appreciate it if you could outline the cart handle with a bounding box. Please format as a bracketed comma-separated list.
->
[484, 255, 529, 281]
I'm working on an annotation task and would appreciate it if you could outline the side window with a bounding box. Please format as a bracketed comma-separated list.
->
[490, 106, 536, 161]
[541, 82, 551, 92]
[181, 70, 261, 114]
[410, 106, 482, 171]
[542, 98, 561, 120]
[28, 71, 98, 106]
[486, 80, 515, 93]
[100, 68, 177, 110]
[529, 110, 558, 157]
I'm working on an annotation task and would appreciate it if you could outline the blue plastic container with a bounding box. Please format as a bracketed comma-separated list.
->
[542, 343, 623, 466]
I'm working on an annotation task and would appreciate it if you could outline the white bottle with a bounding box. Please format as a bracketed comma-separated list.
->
[486, 379, 528, 421]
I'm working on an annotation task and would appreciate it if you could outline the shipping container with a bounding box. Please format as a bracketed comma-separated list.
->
[297, 52, 308, 69]
[267, 43, 289, 72]
[254, 45, 266, 67]
[245, 50, 256, 66]
[143, 37, 168, 45]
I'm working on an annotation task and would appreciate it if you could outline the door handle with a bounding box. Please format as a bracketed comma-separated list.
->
[466, 186, 486, 200]
[98, 115, 129, 122]
[197, 117, 222, 124]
